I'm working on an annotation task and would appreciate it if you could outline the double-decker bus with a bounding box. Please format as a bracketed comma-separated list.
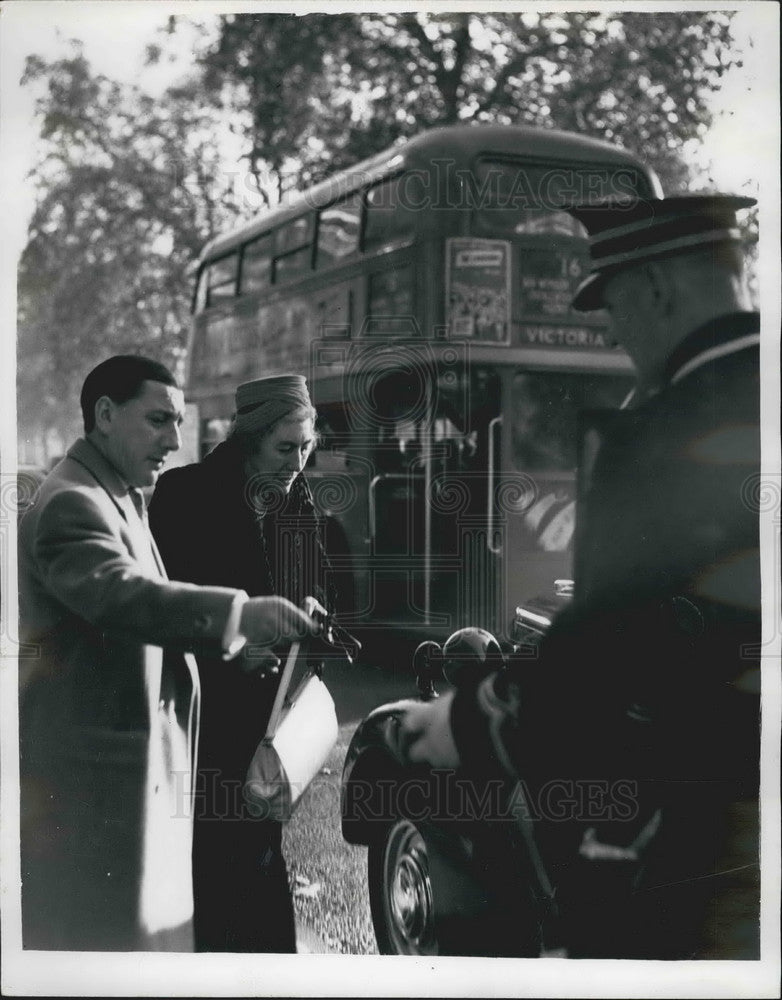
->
[186, 124, 662, 647]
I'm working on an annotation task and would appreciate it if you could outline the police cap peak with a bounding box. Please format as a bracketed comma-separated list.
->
[569, 192, 756, 311]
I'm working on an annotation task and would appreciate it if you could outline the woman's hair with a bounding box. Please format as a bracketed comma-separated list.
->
[228, 404, 318, 457]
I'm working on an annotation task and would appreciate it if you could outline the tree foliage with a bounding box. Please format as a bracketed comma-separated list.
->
[18, 12, 741, 457]
[17, 46, 242, 454]
[190, 11, 739, 195]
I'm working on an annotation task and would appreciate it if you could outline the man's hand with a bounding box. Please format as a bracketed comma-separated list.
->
[399, 691, 461, 769]
[238, 596, 321, 674]
[240, 595, 321, 646]
[302, 595, 329, 621]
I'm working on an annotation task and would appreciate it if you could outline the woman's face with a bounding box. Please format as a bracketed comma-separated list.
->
[245, 416, 315, 494]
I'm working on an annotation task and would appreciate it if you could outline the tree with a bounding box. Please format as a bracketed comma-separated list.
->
[183, 13, 360, 206]
[18, 12, 744, 458]
[188, 11, 739, 195]
[17, 46, 242, 457]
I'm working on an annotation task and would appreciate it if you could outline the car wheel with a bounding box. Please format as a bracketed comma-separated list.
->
[368, 817, 438, 955]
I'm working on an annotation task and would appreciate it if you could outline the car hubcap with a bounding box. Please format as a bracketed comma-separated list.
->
[384, 820, 436, 954]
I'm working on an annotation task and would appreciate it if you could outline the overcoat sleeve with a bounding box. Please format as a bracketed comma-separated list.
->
[33, 483, 239, 653]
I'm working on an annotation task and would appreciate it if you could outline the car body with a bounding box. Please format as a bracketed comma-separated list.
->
[341, 592, 571, 956]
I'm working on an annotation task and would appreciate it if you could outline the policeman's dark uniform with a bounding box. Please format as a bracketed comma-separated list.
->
[449, 195, 761, 959]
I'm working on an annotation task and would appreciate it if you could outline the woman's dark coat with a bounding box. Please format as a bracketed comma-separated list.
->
[148, 438, 331, 951]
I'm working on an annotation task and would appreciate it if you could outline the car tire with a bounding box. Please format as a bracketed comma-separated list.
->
[368, 817, 439, 955]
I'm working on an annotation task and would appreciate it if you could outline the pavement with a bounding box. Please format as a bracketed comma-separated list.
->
[296, 918, 339, 954]
[286, 654, 412, 955]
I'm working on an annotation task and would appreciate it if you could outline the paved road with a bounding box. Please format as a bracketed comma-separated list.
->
[283, 655, 417, 954]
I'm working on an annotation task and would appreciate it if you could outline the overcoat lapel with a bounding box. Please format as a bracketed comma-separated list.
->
[67, 439, 165, 577]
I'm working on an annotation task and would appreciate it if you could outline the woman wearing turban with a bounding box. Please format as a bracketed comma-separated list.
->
[149, 374, 333, 953]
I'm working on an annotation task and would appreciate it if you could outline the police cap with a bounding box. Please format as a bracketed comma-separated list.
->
[569, 193, 756, 312]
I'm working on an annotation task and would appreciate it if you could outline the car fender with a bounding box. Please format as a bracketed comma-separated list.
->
[341, 700, 517, 948]
[341, 699, 419, 844]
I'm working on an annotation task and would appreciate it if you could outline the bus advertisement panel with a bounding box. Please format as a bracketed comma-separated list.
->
[446, 238, 511, 342]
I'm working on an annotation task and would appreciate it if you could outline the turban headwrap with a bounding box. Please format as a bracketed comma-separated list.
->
[233, 375, 313, 437]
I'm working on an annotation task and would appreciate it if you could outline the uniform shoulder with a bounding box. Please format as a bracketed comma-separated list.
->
[671, 341, 759, 417]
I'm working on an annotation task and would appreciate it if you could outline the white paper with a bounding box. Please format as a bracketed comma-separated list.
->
[273, 675, 338, 807]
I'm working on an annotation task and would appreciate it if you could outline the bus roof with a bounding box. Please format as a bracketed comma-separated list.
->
[199, 124, 660, 264]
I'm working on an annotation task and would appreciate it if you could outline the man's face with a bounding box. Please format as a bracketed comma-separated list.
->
[100, 380, 184, 487]
[600, 267, 659, 375]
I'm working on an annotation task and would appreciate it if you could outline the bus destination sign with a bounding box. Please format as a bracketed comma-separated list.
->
[518, 248, 588, 318]
[519, 325, 613, 350]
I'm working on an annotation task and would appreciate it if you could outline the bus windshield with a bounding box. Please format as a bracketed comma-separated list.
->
[508, 370, 633, 558]
[510, 370, 633, 472]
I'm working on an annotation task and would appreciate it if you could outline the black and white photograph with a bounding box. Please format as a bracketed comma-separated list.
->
[1, 2, 780, 997]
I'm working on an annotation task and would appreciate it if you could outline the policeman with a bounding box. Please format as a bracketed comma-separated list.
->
[400, 193, 761, 959]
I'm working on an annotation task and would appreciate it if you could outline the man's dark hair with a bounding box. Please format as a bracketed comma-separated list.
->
[81, 355, 178, 433]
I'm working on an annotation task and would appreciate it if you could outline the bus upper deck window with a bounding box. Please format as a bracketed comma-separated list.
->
[241, 233, 273, 293]
[207, 253, 238, 305]
[472, 160, 645, 238]
[273, 215, 314, 283]
[276, 215, 314, 254]
[317, 192, 362, 269]
[274, 246, 312, 283]
[513, 211, 588, 237]
[364, 174, 424, 252]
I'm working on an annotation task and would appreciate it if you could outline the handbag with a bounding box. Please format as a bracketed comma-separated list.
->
[243, 639, 339, 823]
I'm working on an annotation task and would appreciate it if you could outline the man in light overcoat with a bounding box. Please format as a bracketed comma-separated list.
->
[18, 355, 317, 950]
